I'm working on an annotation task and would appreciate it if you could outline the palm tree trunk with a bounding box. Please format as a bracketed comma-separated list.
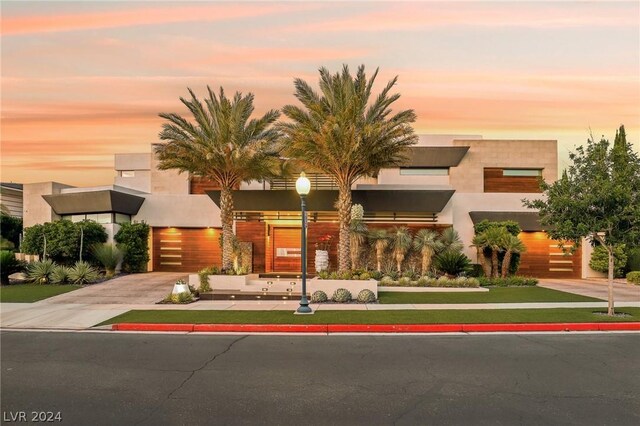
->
[376, 244, 383, 272]
[220, 187, 234, 271]
[477, 248, 492, 278]
[421, 247, 434, 275]
[502, 250, 512, 278]
[395, 251, 404, 273]
[350, 235, 359, 270]
[337, 185, 352, 272]
[491, 249, 499, 278]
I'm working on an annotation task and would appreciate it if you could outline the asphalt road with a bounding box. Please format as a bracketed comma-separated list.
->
[1, 331, 639, 426]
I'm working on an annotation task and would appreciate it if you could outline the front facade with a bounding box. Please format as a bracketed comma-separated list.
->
[22, 134, 602, 279]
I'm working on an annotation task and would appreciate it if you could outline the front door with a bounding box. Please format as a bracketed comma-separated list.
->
[272, 227, 302, 272]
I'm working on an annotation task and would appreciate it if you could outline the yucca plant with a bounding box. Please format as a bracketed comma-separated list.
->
[50, 265, 71, 284]
[349, 205, 368, 270]
[439, 227, 464, 254]
[156, 87, 281, 270]
[389, 226, 413, 273]
[68, 261, 100, 285]
[501, 234, 527, 278]
[27, 259, 56, 284]
[368, 229, 389, 272]
[280, 65, 418, 271]
[413, 229, 443, 275]
[471, 233, 492, 277]
[92, 244, 124, 278]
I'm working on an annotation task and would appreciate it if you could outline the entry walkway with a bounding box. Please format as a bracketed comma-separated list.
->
[539, 278, 639, 302]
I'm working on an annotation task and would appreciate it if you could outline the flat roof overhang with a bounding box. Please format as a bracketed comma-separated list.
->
[207, 189, 454, 214]
[42, 190, 145, 215]
[469, 211, 542, 232]
[400, 146, 470, 168]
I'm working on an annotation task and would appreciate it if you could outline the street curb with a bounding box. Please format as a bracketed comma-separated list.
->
[111, 322, 640, 333]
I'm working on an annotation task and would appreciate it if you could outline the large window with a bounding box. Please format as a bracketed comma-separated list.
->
[120, 170, 135, 177]
[61, 213, 131, 224]
[399, 168, 449, 176]
[502, 169, 542, 177]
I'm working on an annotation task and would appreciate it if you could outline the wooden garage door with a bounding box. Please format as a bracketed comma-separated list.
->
[518, 232, 581, 278]
[153, 227, 222, 272]
[272, 227, 301, 272]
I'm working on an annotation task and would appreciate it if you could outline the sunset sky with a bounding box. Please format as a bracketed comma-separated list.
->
[2, 0, 639, 186]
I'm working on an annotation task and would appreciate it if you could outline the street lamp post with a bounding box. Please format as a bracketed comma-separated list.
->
[295, 172, 312, 314]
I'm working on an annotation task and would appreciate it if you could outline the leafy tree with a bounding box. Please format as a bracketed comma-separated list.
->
[114, 222, 150, 273]
[156, 87, 281, 271]
[22, 220, 107, 265]
[280, 65, 418, 271]
[525, 125, 640, 315]
[413, 229, 443, 275]
[0, 213, 23, 249]
[589, 244, 627, 278]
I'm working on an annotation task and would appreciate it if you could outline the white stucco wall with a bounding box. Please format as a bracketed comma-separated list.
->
[22, 182, 74, 227]
[133, 195, 221, 227]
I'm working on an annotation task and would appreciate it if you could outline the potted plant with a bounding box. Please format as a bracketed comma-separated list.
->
[314, 234, 332, 272]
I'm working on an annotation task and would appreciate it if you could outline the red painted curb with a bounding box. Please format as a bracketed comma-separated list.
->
[111, 322, 640, 333]
[193, 324, 328, 333]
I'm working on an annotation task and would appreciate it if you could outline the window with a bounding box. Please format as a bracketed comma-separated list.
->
[399, 168, 449, 176]
[120, 170, 135, 178]
[502, 169, 542, 177]
[115, 213, 131, 224]
[96, 213, 112, 224]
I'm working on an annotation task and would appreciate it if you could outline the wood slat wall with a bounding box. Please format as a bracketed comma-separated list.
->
[518, 232, 581, 278]
[272, 227, 302, 272]
[236, 222, 266, 273]
[484, 168, 542, 193]
[152, 227, 222, 272]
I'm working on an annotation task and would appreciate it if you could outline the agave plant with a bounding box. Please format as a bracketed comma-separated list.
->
[501, 234, 527, 278]
[50, 265, 71, 284]
[68, 261, 100, 285]
[368, 229, 389, 272]
[389, 226, 413, 273]
[91, 244, 124, 278]
[413, 229, 443, 275]
[27, 260, 56, 284]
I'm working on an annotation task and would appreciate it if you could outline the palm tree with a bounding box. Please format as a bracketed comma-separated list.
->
[439, 227, 463, 254]
[483, 227, 510, 278]
[389, 226, 413, 273]
[413, 229, 443, 275]
[501, 234, 527, 278]
[156, 87, 281, 271]
[279, 65, 418, 271]
[471, 233, 492, 278]
[368, 229, 389, 272]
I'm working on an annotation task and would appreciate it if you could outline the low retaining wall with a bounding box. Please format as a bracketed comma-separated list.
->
[308, 278, 378, 298]
[188, 274, 250, 290]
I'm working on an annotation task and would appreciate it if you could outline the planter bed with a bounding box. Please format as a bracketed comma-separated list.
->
[309, 278, 378, 299]
[188, 273, 251, 291]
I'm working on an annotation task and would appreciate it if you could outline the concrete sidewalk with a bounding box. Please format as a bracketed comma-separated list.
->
[2, 299, 640, 330]
[539, 278, 640, 302]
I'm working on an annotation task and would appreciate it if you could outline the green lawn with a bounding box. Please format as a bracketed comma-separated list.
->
[100, 308, 640, 326]
[378, 287, 601, 304]
[0, 284, 80, 303]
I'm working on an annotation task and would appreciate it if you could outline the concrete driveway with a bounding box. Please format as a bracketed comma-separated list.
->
[539, 278, 640, 302]
[43, 272, 186, 305]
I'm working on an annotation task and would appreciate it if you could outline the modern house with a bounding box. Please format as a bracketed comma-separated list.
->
[1, 182, 23, 218]
[22, 135, 602, 279]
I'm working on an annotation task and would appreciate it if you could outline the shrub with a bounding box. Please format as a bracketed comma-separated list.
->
[329, 271, 339, 279]
[339, 270, 352, 280]
[1, 213, 23, 249]
[589, 244, 627, 278]
[114, 222, 150, 273]
[68, 261, 100, 284]
[416, 277, 429, 287]
[625, 247, 640, 273]
[92, 244, 124, 278]
[379, 276, 394, 285]
[50, 265, 71, 284]
[198, 266, 219, 292]
[165, 291, 194, 304]
[397, 277, 412, 286]
[479, 276, 538, 287]
[369, 270, 383, 281]
[311, 290, 328, 303]
[27, 260, 56, 284]
[22, 220, 108, 265]
[1, 250, 25, 285]
[317, 270, 330, 279]
[434, 251, 472, 276]
[332, 288, 352, 303]
[357, 289, 376, 303]
[359, 272, 371, 280]
[626, 271, 640, 285]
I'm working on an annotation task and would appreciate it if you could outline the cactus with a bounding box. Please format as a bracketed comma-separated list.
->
[332, 288, 352, 303]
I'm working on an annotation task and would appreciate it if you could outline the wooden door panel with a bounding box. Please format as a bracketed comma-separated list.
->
[273, 227, 301, 272]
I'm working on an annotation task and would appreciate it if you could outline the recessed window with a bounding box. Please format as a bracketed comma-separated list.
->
[120, 170, 135, 178]
[400, 168, 449, 176]
[115, 213, 131, 224]
[502, 169, 542, 177]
